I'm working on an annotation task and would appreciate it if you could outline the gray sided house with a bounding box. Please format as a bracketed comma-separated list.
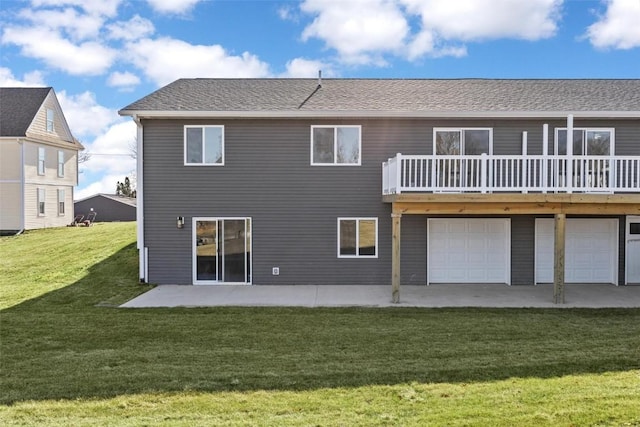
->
[74, 194, 136, 222]
[119, 79, 640, 301]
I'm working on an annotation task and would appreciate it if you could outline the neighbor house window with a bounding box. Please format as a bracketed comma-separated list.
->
[434, 128, 492, 155]
[311, 126, 361, 165]
[38, 147, 45, 175]
[338, 218, 378, 258]
[57, 151, 64, 177]
[37, 188, 45, 216]
[58, 189, 65, 215]
[46, 109, 54, 132]
[184, 126, 224, 165]
[555, 128, 614, 155]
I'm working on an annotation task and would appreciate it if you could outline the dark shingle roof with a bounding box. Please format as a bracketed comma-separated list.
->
[0, 87, 52, 136]
[120, 79, 640, 115]
[74, 194, 137, 207]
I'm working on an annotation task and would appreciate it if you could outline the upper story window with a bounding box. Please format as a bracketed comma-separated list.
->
[184, 126, 224, 165]
[58, 150, 65, 177]
[38, 147, 45, 175]
[338, 217, 378, 258]
[46, 109, 55, 132]
[555, 128, 614, 155]
[311, 126, 361, 165]
[434, 128, 492, 155]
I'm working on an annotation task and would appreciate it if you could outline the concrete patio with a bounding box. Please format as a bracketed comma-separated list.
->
[120, 283, 640, 308]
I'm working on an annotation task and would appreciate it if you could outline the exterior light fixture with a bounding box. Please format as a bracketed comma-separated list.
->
[177, 216, 185, 229]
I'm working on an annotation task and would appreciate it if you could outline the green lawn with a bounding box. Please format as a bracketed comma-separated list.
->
[1, 223, 639, 426]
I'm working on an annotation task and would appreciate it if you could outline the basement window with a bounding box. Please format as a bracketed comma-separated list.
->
[338, 218, 378, 258]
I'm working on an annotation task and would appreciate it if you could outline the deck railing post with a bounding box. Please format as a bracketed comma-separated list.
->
[522, 131, 528, 193]
[542, 124, 549, 193]
[566, 115, 574, 193]
[481, 153, 488, 193]
[395, 153, 402, 194]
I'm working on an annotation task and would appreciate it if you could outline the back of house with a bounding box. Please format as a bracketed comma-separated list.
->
[120, 78, 640, 297]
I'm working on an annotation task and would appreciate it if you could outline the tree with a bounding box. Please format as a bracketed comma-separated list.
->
[116, 176, 136, 198]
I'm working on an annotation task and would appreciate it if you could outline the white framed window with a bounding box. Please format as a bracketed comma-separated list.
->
[433, 128, 493, 155]
[57, 189, 65, 215]
[337, 217, 378, 258]
[37, 188, 45, 216]
[46, 109, 54, 132]
[311, 125, 361, 165]
[57, 150, 64, 177]
[554, 128, 614, 155]
[193, 217, 252, 284]
[38, 147, 45, 175]
[184, 126, 224, 165]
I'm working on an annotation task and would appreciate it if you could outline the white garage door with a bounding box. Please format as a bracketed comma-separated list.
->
[428, 218, 511, 284]
[535, 218, 618, 284]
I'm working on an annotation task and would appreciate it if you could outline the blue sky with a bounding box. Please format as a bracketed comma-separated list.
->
[1, 0, 639, 198]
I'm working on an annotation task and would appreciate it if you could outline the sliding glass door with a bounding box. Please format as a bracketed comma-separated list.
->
[193, 217, 251, 284]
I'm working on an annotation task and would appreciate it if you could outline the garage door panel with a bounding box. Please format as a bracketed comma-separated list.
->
[535, 218, 618, 284]
[428, 219, 510, 284]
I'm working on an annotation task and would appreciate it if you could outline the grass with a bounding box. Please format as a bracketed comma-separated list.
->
[1, 223, 640, 426]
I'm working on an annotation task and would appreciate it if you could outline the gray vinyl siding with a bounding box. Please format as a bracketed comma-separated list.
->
[141, 117, 639, 285]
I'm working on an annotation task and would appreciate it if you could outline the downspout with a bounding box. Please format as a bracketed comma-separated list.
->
[133, 115, 146, 283]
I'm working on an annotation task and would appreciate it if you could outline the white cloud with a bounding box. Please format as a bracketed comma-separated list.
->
[402, 0, 561, 42]
[125, 37, 270, 86]
[58, 91, 120, 138]
[18, 7, 105, 40]
[30, 0, 122, 18]
[107, 71, 141, 88]
[0, 67, 46, 87]
[301, 0, 409, 64]
[145, 0, 203, 14]
[107, 15, 155, 41]
[2, 26, 116, 75]
[81, 120, 136, 174]
[586, 0, 640, 49]
[298, 0, 562, 63]
[282, 58, 334, 78]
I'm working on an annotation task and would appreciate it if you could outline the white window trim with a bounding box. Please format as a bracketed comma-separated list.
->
[553, 127, 615, 155]
[46, 109, 54, 133]
[184, 125, 225, 166]
[37, 188, 45, 216]
[432, 128, 493, 155]
[310, 125, 362, 166]
[38, 147, 45, 176]
[337, 217, 378, 258]
[57, 150, 64, 177]
[57, 189, 65, 216]
[192, 217, 252, 285]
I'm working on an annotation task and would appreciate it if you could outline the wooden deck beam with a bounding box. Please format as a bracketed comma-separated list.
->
[391, 213, 401, 303]
[554, 214, 566, 304]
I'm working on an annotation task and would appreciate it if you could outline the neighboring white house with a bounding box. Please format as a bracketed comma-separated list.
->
[0, 87, 83, 234]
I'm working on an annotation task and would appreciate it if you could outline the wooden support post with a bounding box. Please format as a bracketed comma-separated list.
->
[391, 212, 402, 303]
[553, 213, 566, 304]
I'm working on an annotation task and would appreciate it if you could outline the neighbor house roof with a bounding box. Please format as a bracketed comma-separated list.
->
[0, 87, 52, 136]
[119, 79, 640, 119]
[74, 193, 137, 207]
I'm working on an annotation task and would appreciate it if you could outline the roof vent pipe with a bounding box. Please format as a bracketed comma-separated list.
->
[318, 70, 322, 87]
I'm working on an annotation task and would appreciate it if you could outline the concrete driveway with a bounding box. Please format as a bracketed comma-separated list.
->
[121, 283, 640, 308]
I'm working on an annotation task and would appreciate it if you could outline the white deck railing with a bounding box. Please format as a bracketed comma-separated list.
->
[382, 153, 640, 195]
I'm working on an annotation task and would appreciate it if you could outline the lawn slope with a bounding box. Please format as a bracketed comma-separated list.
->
[1, 223, 639, 426]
